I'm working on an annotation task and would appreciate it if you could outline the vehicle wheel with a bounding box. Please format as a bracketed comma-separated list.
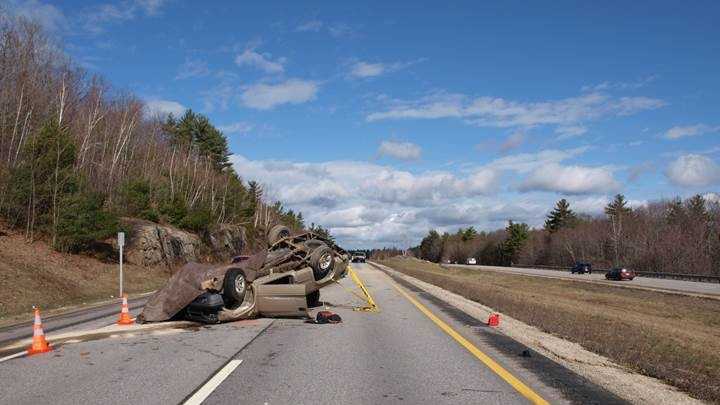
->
[306, 290, 321, 308]
[267, 225, 291, 245]
[223, 269, 246, 306]
[309, 246, 335, 280]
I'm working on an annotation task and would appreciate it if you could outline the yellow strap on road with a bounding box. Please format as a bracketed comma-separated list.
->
[388, 280, 549, 405]
[341, 265, 379, 312]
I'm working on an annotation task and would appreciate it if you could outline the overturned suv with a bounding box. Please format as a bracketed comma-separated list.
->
[138, 225, 349, 324]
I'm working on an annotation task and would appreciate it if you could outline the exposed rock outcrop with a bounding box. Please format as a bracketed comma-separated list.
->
[207, 224, 246, 261]
[122, 218, 246, 266]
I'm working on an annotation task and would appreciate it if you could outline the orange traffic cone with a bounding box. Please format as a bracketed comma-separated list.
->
[27, 307, 52, 355]
[487, 313, 500, 327]
[117, 294, 134, 325]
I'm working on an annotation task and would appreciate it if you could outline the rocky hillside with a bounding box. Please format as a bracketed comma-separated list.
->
[122, 218, 246, 267]
[0, 217, 249, 321]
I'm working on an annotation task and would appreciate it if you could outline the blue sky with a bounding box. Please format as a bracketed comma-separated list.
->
[7, 0, 720, 248]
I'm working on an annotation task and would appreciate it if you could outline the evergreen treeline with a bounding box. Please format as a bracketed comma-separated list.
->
[414, 194, 720, 275]
[0, 17, 304, 253]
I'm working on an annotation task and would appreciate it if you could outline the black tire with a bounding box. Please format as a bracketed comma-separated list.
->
[309, 246, 335, 280]
[306, 290, 321, 308]
[223, 269, 246, 306]
[267, 225, 291, 245]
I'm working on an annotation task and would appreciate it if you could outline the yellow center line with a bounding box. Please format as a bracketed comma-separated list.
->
[386, 276, 550, 405]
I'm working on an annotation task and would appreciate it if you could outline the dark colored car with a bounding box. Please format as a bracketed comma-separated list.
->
[571, 262, 592, 274]
[605, 267, 636, 281]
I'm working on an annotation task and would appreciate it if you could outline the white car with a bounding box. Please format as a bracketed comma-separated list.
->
[467, 258, 477, 265]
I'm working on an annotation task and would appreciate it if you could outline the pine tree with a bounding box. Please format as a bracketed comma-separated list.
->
[544, 199, 577, 232]
[461, 226, 478, 241]
[605, 194, 631, 218]
[6, 119, 80, 243]
[502, 220, 529, 264]
[310, 222, 335, 243]
[164, 110, 231, 171]
[686, 194, 709, 222]
[419, 230, 443, 262]
[605, 194, 632, 266]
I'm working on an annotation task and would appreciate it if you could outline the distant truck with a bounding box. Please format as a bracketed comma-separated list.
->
[351, 251, 367, 263]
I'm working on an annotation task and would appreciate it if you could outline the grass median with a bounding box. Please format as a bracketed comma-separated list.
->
[379, 256, 720, 403]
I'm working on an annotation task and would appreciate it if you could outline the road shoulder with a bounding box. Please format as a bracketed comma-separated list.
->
[371, 261, 703, 405]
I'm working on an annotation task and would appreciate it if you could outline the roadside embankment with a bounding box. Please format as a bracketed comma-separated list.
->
[378, 256, 720, 403]
[0, 227, 169, 323]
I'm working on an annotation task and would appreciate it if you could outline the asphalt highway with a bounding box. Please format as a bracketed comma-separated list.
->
[0, 296, 149, 347]
[0, 263, 626, 404]
[449, 264, 720, 298]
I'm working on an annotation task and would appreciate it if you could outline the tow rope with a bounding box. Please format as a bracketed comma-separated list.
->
[334, 265, 379, 312]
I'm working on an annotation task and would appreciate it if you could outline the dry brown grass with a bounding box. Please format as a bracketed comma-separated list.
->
[380, 256, 720, 403]
[0, 227, 171, 321]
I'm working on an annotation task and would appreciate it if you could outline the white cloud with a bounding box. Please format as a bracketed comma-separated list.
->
[200, 75, 237, 113]
[349, 59, 422, 78]
[351, 62, 385, 78]
[230, 154, 503, 247]
[230, 156, 498, 208]
[571, 196, 647, 215]
[218, 122, 253, 135]
[555, 125, 587, 139]
[81, 0, 167, 34]
[485, 147, 620, 195]
[666, 154, 720, 187]
[366, 92, 665, 131]
[295, 20, 355, 38]
[581, 75, 658, 92]
[235, 49, 285, 74]
[628, 162, 654, 182]
[500, 131, 524, 151]
[228, 147, 627, 247]
[378, 141, 421, 160]
[144, 99, 186, 118]
[240, 79, 318, 110]
[704, 193, 720, 204]
[518, 163, 621, 195]
[136, 0, 165, 15]
[664, 124, 719, 139]
[296, 20, 323, 32]
[175, 58, 210, 80]
[5, 0, 67, 33]
[328, 23, 354, 38]
[487, 147, 588, 173]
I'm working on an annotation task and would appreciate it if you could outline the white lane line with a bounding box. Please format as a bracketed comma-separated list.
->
[183, 359, 243, 405]
[0, 350, 28, 363]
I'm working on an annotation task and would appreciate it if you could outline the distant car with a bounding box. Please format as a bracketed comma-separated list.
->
[467, 258, 477, 265]
[570, 262, 592, 274]
[351, 252, 366, 263]
[605, 268, 636, 281]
